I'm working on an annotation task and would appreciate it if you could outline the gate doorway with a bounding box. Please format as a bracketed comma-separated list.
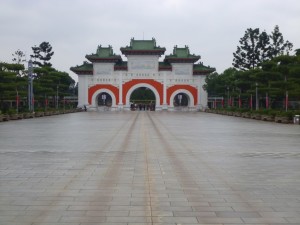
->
[129, 87, 156, 111]
[173, 93, 189, 107]
[97, 92, 112, 107]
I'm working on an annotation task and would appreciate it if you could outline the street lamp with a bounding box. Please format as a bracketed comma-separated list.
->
[102, 94, 106, 106]
[285, 75, 288, 112]
[56, 85, 59, 109]
[63, 96, 65, 112]
[28, 60, 33, 112]
[227, 86, 229, 107]
[255, 82, 259, 111]
[16, 88, 19, 114]
[178, 94, 182, 106]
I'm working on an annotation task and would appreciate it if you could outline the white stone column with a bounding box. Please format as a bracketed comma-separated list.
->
[162, 72, 168, 110]
[78, 75, 90, 108]
[118, 72, 123, 110]
[198, 76, 208, 111]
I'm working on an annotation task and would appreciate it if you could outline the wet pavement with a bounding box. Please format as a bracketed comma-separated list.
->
[0, 111, 300, 225]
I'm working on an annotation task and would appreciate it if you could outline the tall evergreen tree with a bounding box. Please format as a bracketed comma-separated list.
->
[233, 25, 293, 71]
[12, 49, 26, 64]
[269, 25, 293, 58]
[233, 28, 261, 71]
[31, 42, 54, 67]
[257, 31, 270, 63]
[0, 63, 26, 112]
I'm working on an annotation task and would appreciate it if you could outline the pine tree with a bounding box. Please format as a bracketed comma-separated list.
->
[233, 26, 293, 71]
[257, 31, 270, 63]
[268, 25, 293, 58]
[233, 28, 261, 71]
[12, 49, 26, 64]
[30, 42, 54, 67]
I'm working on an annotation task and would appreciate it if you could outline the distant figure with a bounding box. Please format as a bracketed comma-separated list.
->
[84, 105, 87, 111]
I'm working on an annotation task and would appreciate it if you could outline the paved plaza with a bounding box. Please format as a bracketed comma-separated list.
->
[0, 111, 300, 225]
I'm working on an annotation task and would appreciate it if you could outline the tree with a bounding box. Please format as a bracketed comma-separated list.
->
[31, 42, 54, 67]
[269, 25, 293, 58]
[12, 49, 26, 64]
[0, 63, 26, 112]
[209, 47, 300, 109]
[257, 31, 270, 63]
[295, 49, 300, 56]
[233, 28, 261, 70]
[204, 68, 237, 97]
[130, 87, 155, 102]
[233, 26, 293, 71]
[33, 67, 75, 99]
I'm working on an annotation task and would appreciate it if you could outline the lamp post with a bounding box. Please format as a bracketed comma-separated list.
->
[250, 94, 253, 110]
[16, 89, 19, 114]
[102, 94, 106, 106]
[227, 86, 229, 107]
[285, 75, 288, 112]
[255, 82, 259, 111]
[28, 60, 33, 112]
[45, 94, 48, 111]
[178, 94, 182, 106]
[56, 85, 59, 109]
[285, 90, 288, 112]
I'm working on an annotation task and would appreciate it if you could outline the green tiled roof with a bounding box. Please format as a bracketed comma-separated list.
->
[158, 62, 172, 71]
[165, 46, 200, 63]
[130, 38, 159, 50]
[121, 38, 166, 55]
[193, 62, 215, 75]
[96, 45, 113, 57]
[86, 45, 122, 62]
[70, 61, 93, 75]
[114, 61, 128, 71]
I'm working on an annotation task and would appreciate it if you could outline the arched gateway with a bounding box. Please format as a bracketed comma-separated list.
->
[71, 38, 215, 111]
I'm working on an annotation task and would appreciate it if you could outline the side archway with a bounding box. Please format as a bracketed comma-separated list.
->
[88, 84, 119, 106]
[169, 89, 195, 108]
[90, 88, 117, 108]
[167, 85, 198, 106]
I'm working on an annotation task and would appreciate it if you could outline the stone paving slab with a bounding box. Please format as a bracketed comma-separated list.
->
[0, 111, 300, 224]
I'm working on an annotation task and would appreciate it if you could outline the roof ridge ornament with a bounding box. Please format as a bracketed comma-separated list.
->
[173, 45, 177, 55]
[152, 37, 156, 47]
[96, 45, 102, 55]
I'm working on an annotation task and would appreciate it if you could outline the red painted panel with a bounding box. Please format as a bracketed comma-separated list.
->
[122, 79, 163, 105]
[167, 85, 198, 105]
[88, 84, 119, 104]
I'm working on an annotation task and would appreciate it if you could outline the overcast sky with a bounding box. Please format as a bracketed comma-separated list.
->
[1, 0, 300, 82]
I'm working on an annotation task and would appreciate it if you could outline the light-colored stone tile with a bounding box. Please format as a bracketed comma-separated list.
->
[1, 112, 300, 225]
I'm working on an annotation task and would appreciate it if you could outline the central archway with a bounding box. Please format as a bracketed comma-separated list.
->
[125, 83, 161, 109]
[129, 87, 156, 110]
[130, 87, 155, 102]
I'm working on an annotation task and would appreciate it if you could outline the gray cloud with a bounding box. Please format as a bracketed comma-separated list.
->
[1, 0, 300, 81]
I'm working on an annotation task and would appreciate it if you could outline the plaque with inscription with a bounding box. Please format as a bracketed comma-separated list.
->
[174, 67, 191, 75]
[130, 60, 155, 70]
[94, 64, 112, 75]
